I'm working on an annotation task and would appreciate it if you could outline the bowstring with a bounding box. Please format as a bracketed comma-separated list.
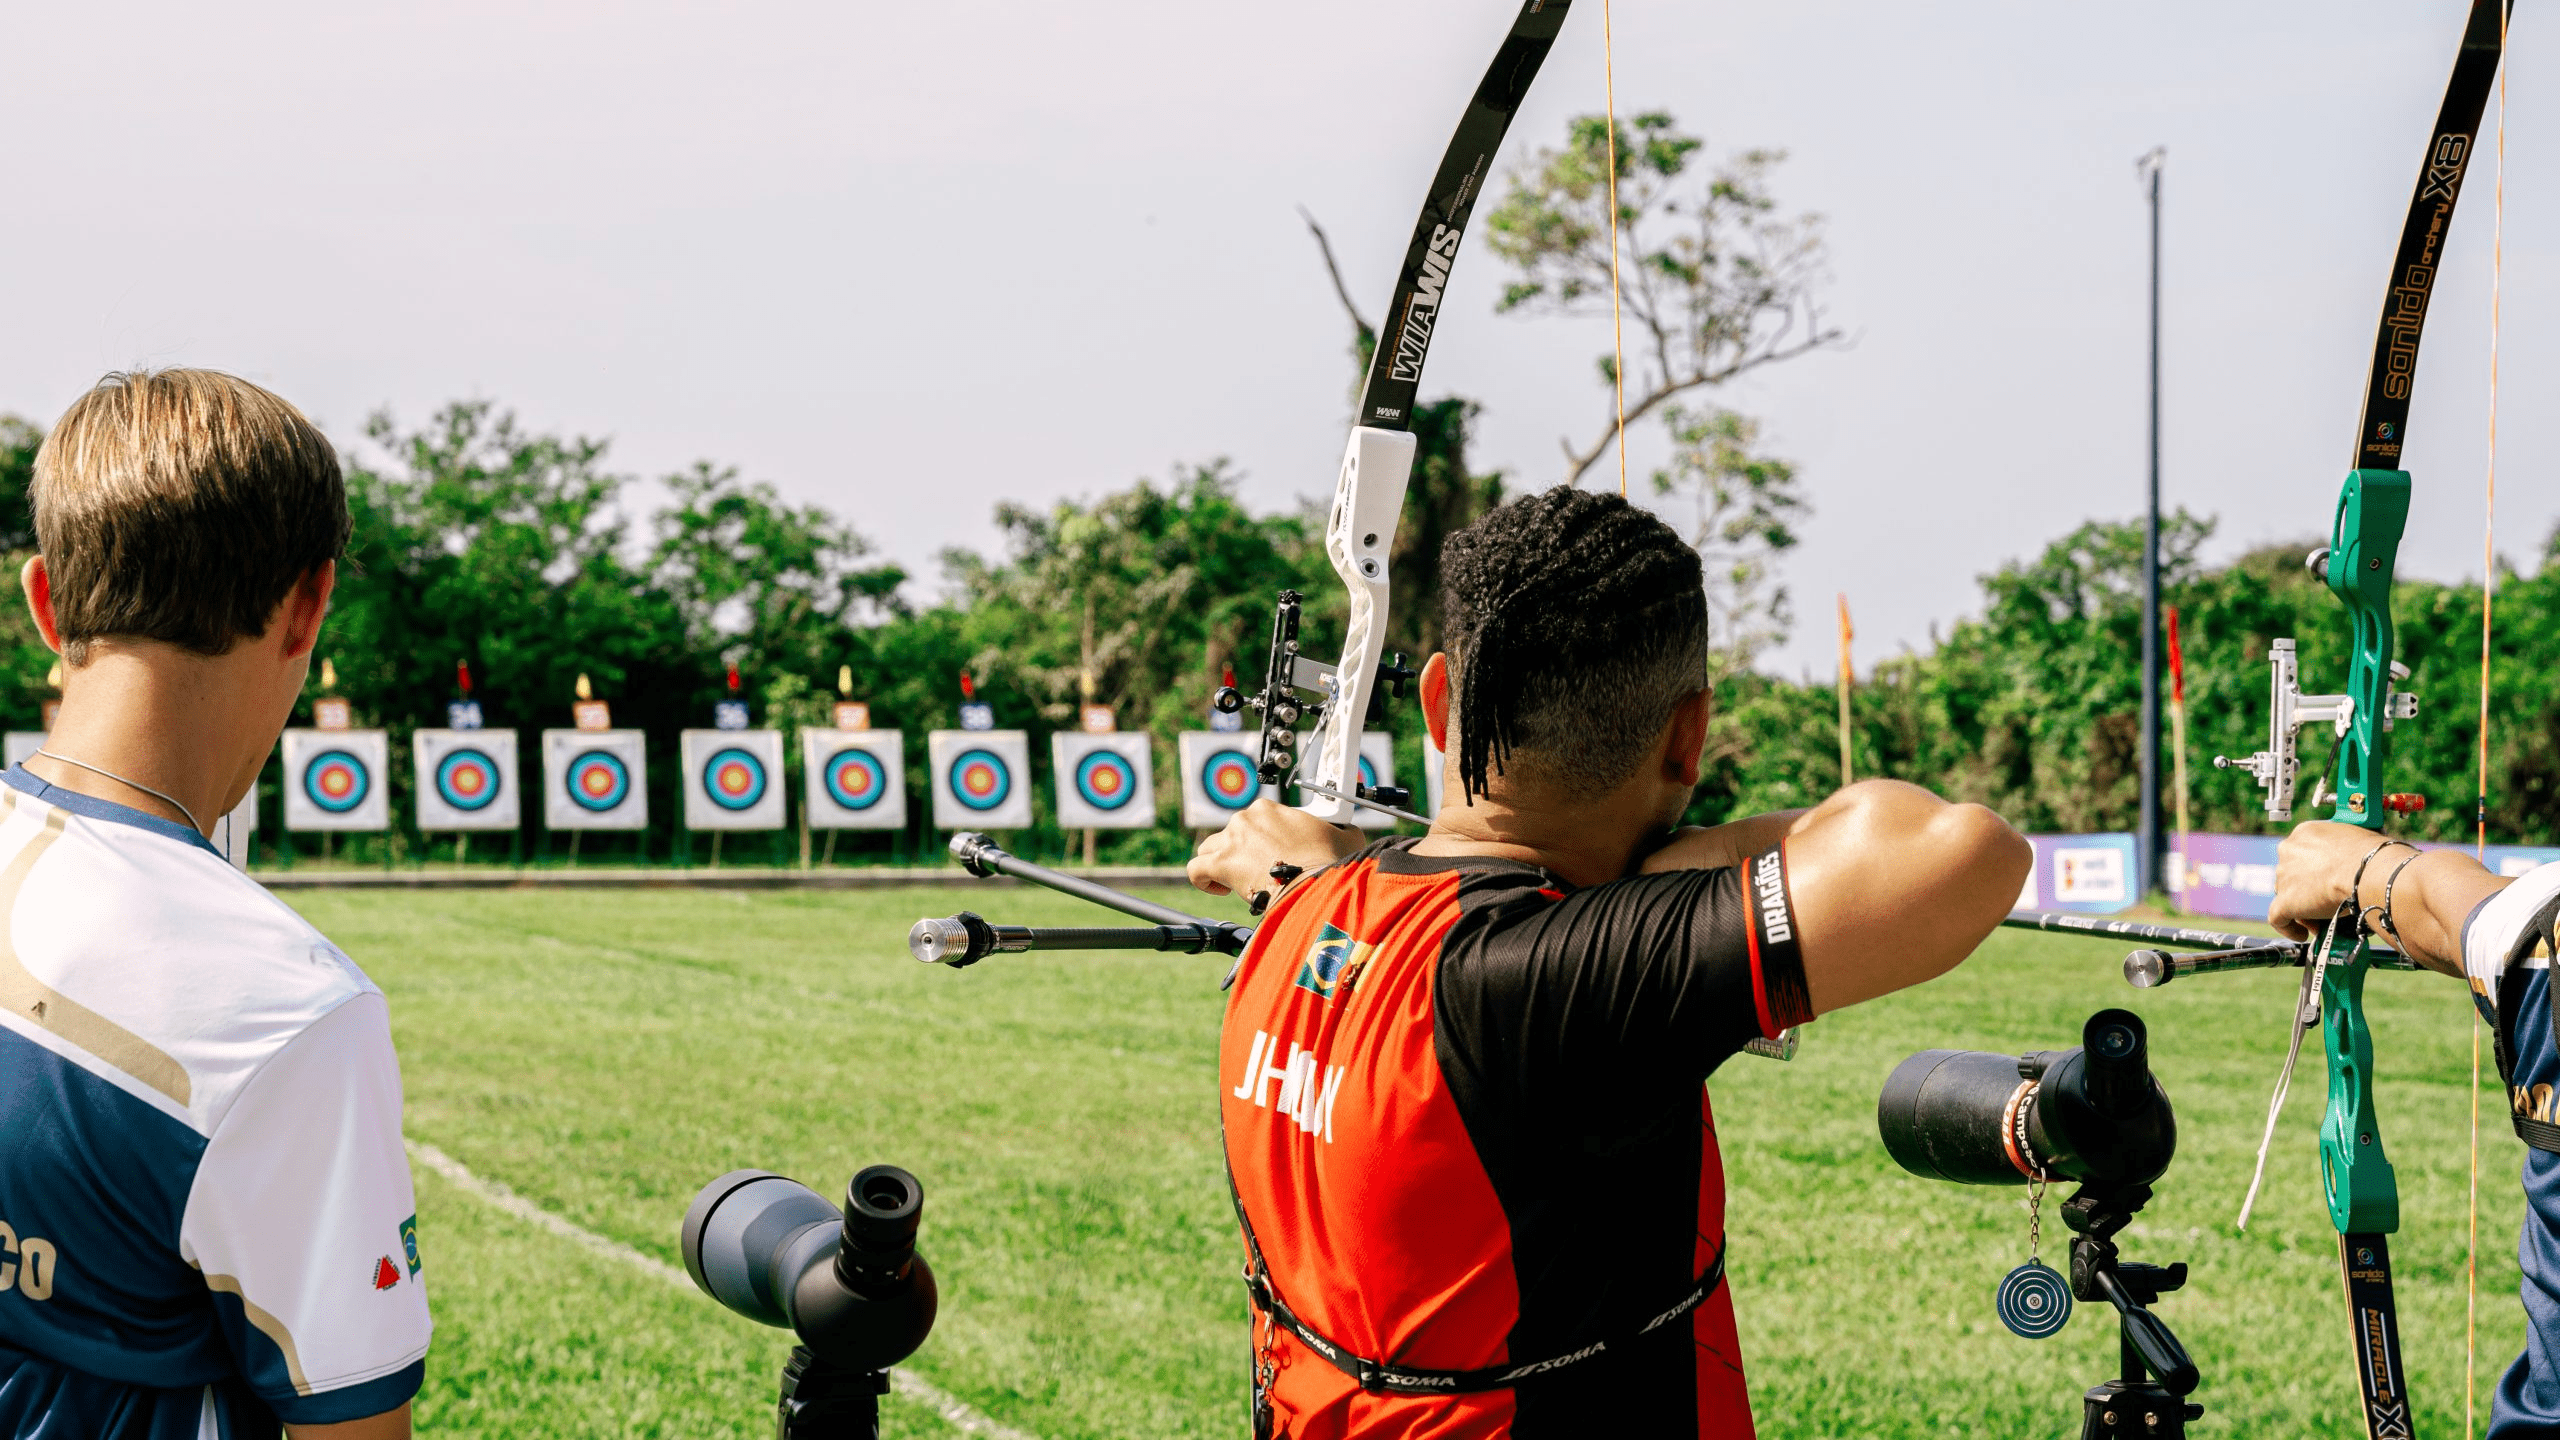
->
[1602, 0, 1628, 498]
[2469, 16, 2506, 1431]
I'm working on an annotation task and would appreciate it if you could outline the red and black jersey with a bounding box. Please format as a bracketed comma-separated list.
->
[1220, 837, 1810, 1438]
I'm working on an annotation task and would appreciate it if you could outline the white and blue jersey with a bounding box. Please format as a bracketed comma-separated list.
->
[2467, 860, 2560, 1438]
[0, 767, 430, 1437]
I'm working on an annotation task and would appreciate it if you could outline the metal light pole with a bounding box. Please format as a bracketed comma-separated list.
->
[2137, 147, 2166, 898]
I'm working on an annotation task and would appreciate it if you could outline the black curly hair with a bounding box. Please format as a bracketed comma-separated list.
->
[1438, 486, 1709, 803]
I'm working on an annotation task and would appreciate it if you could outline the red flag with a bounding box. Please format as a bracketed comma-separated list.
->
[959, 671, 976, 700]
[1221, 663, 1237, 690]
[725, 662, 741, 694]
[456, 660, 473, 697]
[2165, 606, 2185, 705]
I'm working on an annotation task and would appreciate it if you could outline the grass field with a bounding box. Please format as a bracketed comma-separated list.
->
[292, 883, 2531, 1439]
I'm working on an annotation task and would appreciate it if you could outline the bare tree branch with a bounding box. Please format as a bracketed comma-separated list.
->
[1298, 205, 1377, 352]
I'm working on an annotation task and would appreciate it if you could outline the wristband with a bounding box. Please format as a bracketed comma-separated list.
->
[2377, 847, 2427, 949]
[2346, 837, 2415, 923]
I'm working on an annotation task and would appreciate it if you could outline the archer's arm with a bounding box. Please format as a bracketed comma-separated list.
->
[1757, 780, 2030, 1015]
[1638, 810, 1808, 874]
[2270, 822, 2509, 977]
[1188, 798, 1363, 901]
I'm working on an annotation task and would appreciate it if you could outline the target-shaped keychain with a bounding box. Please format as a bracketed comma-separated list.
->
[1996, 1171, 2072, 1339]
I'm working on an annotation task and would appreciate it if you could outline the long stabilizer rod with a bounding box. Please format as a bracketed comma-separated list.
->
[2001, 908, 2412, 988]
[2002, 909, 2298, 952]
[909, 912, 1250, 967]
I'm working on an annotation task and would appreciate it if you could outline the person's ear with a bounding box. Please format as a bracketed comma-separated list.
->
[19, 557, 63, 656]
[1662, 687, 1712, 789]
[276, 561, 336, 662]
[1419, 653, 1451, 750]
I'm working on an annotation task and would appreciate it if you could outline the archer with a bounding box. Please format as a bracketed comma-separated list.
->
[1188, 484, 2030, 1437]
[2270, 831, 2560, 1435]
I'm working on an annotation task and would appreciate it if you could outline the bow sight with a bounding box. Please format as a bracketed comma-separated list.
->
[1210, 588, 1422, 824]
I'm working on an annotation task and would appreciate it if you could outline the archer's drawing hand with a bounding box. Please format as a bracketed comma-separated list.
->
[2269, 821, 2409, 944]
[1188, 798, 1361, 902]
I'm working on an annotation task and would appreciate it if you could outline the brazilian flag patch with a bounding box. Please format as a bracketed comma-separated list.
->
[400, 1214, 422, 1277]
[1293, 924, 1374, 1000]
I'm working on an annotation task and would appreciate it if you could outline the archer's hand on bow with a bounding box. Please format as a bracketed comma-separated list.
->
[1187, 798, 1363, 909]
[2269, 820, 2500, 976]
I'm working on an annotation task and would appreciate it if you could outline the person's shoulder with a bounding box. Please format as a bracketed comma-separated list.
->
[3, 794, 381, 1134]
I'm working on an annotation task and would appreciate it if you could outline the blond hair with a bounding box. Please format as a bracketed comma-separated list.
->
[33, 369, 348, 665]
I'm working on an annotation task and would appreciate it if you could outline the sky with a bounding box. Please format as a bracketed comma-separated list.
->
[3, 1, 2550, 680]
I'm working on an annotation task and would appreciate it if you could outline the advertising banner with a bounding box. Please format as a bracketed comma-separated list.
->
[2015, 832, 2139, 914]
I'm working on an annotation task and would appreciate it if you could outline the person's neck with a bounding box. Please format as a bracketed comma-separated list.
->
[26, 650, 269, 837]
[1412, 783, 1661, 889]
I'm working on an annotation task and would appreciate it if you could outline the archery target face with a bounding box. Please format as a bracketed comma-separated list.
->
[1178, 731, 1272, 829]
[543, 729, 648, 830]
[415, 728, 521, 831]
[282, 728, 390, 831]
[927, 730, 1031, 830]
[681, 729, 785, 830]
[802, 728, 906, 830]
[1052, 731, 1154, 829]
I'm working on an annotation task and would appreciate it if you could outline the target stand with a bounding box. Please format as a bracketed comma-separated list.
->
[926, 730, 1031, 832]
[283, 729, 391, 833]
[1050, 732, 1154, 830]
[1176, 731, 1269, 831]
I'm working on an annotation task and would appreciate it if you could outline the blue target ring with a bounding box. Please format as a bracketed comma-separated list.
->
[1073, 749, 1140, 812]
[1995, 1261, 2072, 1339]
[566, 750, 632, 813]
[1358, 754, 1381, 791]
[433, 747, 501, 812]
[1202, 749, 1258, 812]
[702, 747, 768, 811]
[949, 748, 1012, 812]
[824, 749, 888, 810]
[303, 749, 370, 814]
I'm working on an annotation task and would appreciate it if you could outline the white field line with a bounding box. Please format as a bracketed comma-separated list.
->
[407, 1138, 1038, 1440]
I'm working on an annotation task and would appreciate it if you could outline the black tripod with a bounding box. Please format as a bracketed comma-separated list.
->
[2063, 1185, 2202, 1439]
[775, 1349, 893, 1440]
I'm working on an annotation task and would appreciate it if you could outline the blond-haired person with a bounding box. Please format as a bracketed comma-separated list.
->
[0, 371, 427, 1437]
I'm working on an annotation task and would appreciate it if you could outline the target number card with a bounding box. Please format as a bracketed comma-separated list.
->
[415, 728, 520, 831]
[1177, 731, 1271, 830]
[927, 730, 1032, 830]
[1051, 732, 1154, 830]
[542, 729, 649, 830]
[802, 729, 906, 830]
[681, 729, 785, 831]
[283, 728, 391, 831]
